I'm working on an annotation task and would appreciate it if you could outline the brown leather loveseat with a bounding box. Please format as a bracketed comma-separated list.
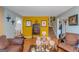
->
[0, 35, 24, 52]
[58, 33, 79, 52]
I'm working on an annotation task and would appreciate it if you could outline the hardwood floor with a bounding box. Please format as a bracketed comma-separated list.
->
[23, 38, 36, 52]
[49, 27, 56, 39]
[23, 27, 58, 52]
[49, 27, 58, 45]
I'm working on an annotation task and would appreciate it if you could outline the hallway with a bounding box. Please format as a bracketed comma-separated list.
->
[48, 27, 58, 47]
[49, 27, 57, 40]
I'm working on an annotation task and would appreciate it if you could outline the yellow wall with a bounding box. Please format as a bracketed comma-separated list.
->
[22, 16, 48, 38]
[0, 7, 4, 35]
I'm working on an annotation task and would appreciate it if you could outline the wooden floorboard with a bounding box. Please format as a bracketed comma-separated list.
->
[23, 27, 58, 52]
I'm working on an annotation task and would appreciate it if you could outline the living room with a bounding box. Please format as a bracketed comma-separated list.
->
[0, 6, 79, 52]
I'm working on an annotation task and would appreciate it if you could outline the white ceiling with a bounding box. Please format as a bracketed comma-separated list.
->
[6, 6, 73, 16]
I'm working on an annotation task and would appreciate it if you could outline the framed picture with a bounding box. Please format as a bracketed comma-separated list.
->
[50, 16, 56, 26]
[26, 20, 31, 26]
[68, 14, 78, 25]
[42, 20, 46, 26]
[50, 16, 55, 21]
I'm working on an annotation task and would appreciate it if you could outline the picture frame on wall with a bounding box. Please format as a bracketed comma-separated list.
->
[26, 20, 31, 26]
[50, 16, 55, 26]
[41, 20, 46, 27]
[68, 14, 78, 26]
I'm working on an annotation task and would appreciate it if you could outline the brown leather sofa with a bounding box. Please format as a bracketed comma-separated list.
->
[0, 35, 24, 52]
[58, 33, 79, 52]
[65, 33, 79, 47]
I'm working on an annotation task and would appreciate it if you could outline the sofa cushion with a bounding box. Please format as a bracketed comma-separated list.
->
[10, 37, 23, 45]
[66, 33, 78, 46]
[7, 45, 22, 52]
[0, 35, 9, 49]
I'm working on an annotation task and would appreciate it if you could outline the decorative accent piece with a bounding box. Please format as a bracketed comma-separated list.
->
[42, 20, 46, 26]
[68, 14, 78, 25]
[26, 20, 31, 26]
[53, 17, 55, 21]
[50, 16, 53, 19]
[35, 36, 56, 52]
[50, 16, 55, 26]
[6, 16, 11, 22]
[32, 24, 40, 35]
[50, 16, 55, 21]
[11, 20, 15, 25]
